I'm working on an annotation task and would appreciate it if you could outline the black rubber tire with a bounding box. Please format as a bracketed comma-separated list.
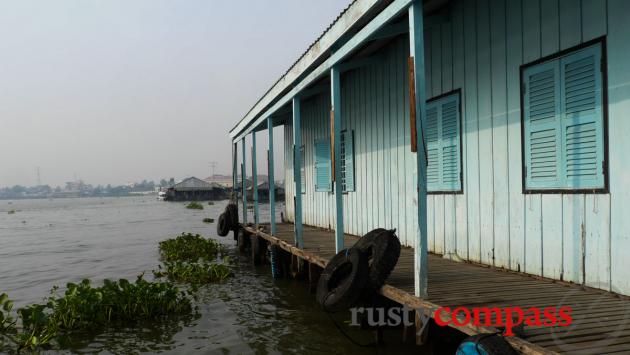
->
[237, 229, 250, 253]
[316, 248, 369, 313]
[353, 228, 387, 251]
[353, 229, 400, 292]
[456, 334, 517, 355]
[216, 213, 230, 237]
[225, 203, 239, 230]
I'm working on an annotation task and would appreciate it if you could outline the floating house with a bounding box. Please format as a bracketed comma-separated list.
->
[164, 177, 227, 201]
[247, 181, 285, 202]
[228, 0, 630, 352]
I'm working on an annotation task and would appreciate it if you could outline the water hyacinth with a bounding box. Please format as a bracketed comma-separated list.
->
[202, 218, 214, 223]
[185, 202, 203, 210]
[0, 276, 193, 352]
[153, 261, 231, 284]
[159, 233, 224, 262]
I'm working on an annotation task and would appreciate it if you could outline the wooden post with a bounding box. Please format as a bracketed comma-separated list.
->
[267, 117, 277, 236]
[331, 65, 344, 253]
[415, 311, 428, 345]
[409, 0, 428, 299]
[292, 96, 304, 248]
[251, 132, 259, 226]
[241, 137, 248, 224]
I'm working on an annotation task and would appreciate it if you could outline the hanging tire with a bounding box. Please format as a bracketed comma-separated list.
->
[353, 228, 387, 251]
[352, 228, 400, 292]
[316, 248, 369, 313]
[217, 213, 230, 237]
[225, 203, 238, 230]
[456, 334, 517, 355]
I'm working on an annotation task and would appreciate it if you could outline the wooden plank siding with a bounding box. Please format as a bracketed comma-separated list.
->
[282, 0, 630, 296]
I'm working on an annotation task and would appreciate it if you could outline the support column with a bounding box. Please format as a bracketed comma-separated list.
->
[292, 97, 304, 248]
[331, 65, 344, 253]
[267, 117, 277, 235]
[241, 137, 248, 224]
[251, 132, 259, 226]
[409, 0, 428, 300]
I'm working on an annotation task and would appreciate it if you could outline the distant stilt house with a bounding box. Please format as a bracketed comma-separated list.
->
[247, 181, 285, 202]
[164, 177, 227, 201]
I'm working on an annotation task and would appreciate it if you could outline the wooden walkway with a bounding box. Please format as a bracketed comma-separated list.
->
[244, 223, 630, 355]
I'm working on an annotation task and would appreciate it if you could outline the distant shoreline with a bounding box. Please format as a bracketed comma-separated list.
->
[0, 192, 157, 201]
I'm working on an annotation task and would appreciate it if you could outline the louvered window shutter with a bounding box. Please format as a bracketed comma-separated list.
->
[523, 60, 562, 189]
[343, 130, 355, 191]
[523, 42, 605, 191]
[426, 103, 440, 191]
[314, 138, 332, 192]
[440, 96, 461, 191]
[425, 92, 462, 192]
[559, 44, 604, 189]
[300, 145, 306, 193]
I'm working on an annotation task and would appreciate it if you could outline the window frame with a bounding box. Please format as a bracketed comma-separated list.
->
[426, 89, 464, 195]
[519, 36, 609, 194]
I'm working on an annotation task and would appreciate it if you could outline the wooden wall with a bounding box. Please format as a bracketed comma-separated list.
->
[283, 0, 630, 296]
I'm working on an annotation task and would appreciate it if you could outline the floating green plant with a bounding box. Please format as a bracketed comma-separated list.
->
[202, 218, 214, 224]
[185, 202, 204, 210]
[153, 261, 231, 284]
[158, 233, 224, 262]
[6, 210, 15, 214]
[207, 201, 214, 206]
[0, 276, 193, 352]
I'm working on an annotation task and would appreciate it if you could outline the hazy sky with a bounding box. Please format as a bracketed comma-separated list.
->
[0, 0, 350, 187]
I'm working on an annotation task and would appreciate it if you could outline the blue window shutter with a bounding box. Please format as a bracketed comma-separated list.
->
[344, 130, 355, 191]
[314, 138, 332, 192]
[440, 96, 461, 191]
[523, 60, 562, 189]
[559, 44, 604, 189]
[426, 103, 440, 191]
[300, 145, 306, 193]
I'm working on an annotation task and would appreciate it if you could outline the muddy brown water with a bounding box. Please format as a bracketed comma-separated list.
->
[0, 196, 449, 354]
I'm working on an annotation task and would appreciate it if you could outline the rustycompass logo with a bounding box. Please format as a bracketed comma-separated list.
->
[434, 306, 573, 336]
[350, 305, 573, 336]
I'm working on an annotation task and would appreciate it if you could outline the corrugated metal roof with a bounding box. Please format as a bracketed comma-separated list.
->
[236, 0, 357, 121]
[229, 0, 384, 138]
[173, 177, 220, 191]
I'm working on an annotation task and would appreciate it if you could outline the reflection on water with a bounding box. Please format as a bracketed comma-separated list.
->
[0, 197, 431, 354]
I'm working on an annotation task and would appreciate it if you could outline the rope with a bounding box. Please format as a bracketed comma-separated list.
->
[322, 289, 376, 348]
[325, 310, 377, 348]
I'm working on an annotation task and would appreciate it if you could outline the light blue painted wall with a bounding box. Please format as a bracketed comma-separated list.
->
[283, 0, 630, 296]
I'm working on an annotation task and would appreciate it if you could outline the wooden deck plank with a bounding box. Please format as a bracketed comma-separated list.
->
[247, 223, 630, 354]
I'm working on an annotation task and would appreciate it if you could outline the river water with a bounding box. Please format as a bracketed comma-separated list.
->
[0, 197, 438, 354]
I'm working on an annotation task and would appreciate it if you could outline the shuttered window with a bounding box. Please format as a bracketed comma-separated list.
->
[523, 42, 605, 191]
[314, 138, 332, 192]
[340, 130, 355, 192]
[300, 145, 306, 193]
[426, 92, 462, 192]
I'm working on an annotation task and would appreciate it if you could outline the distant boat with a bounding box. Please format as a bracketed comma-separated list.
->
[157, 191, 166, 201]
